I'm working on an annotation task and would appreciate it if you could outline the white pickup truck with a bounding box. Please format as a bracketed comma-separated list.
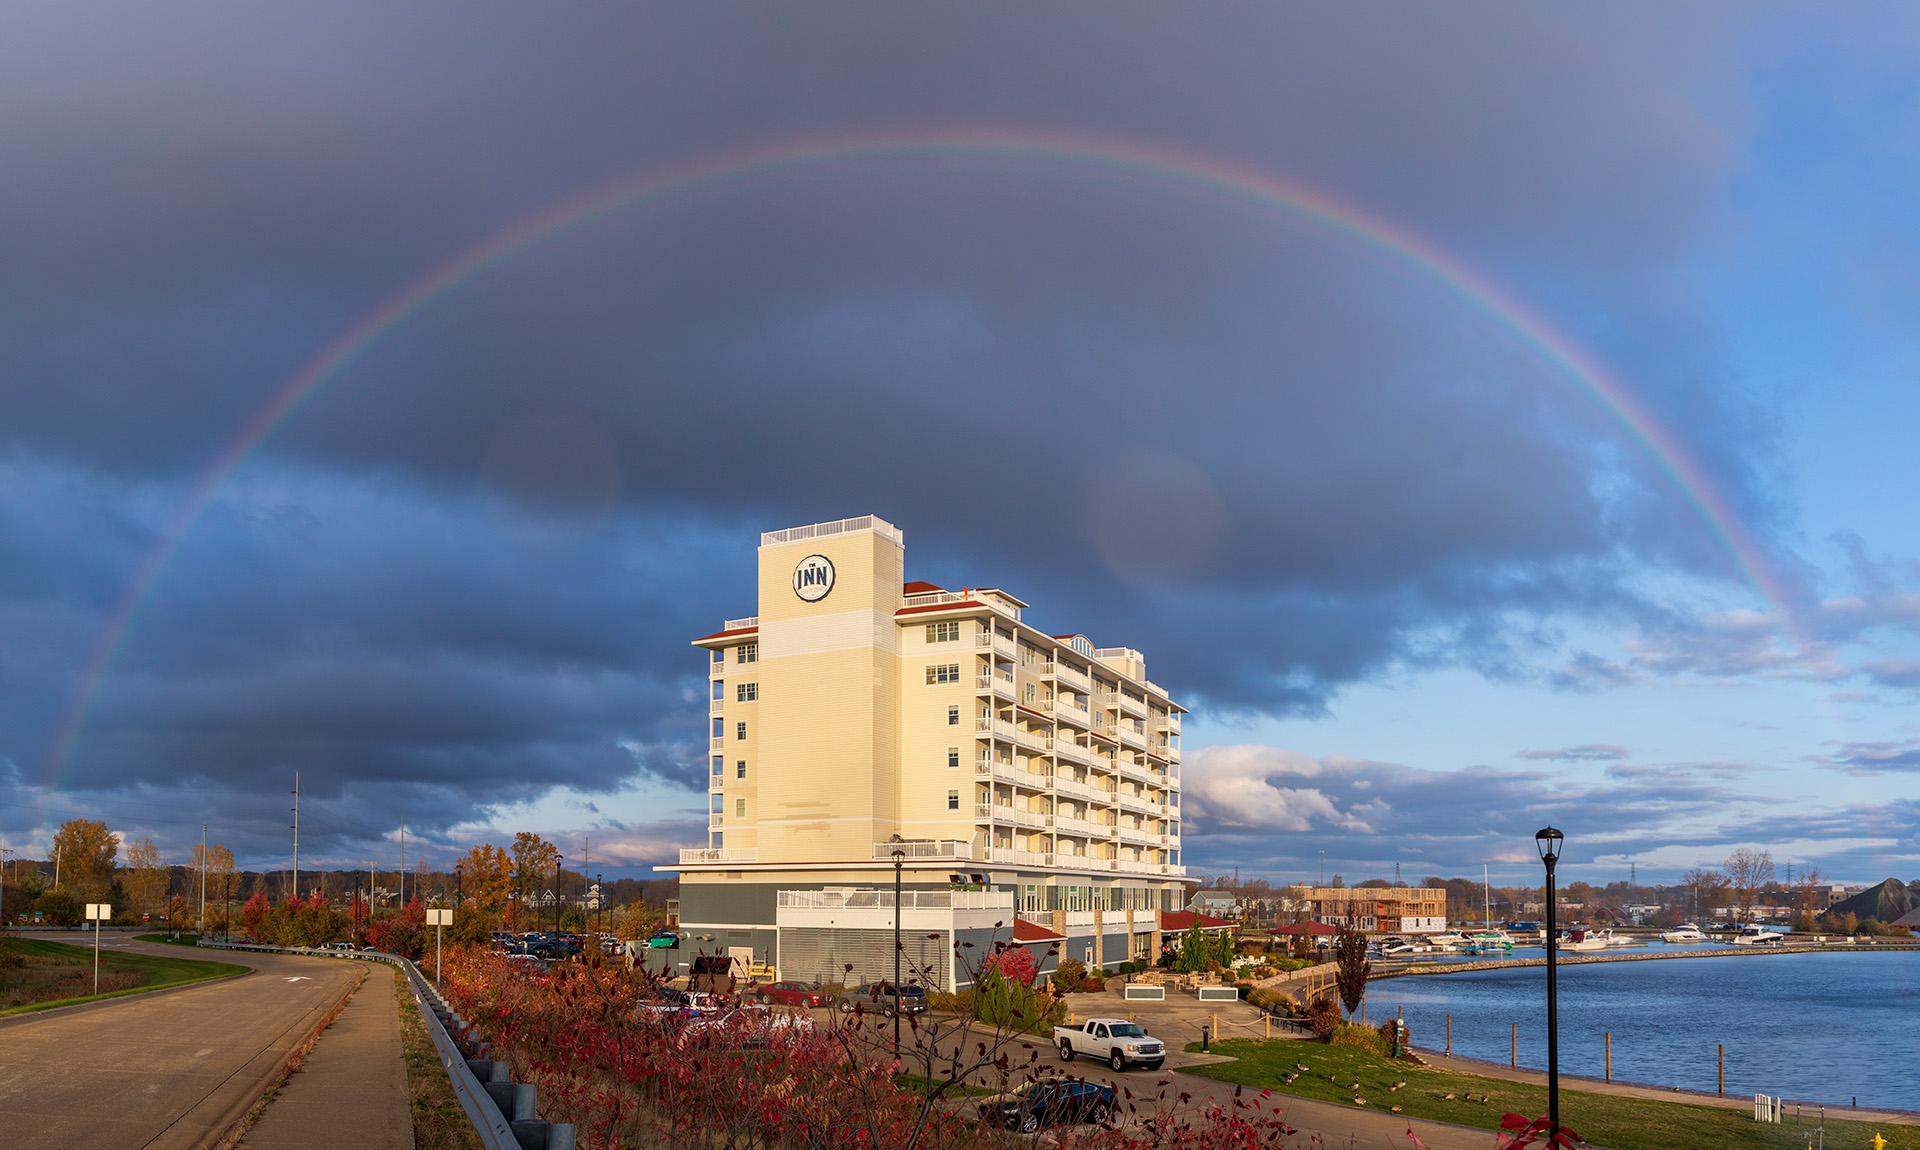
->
[1053, 1018, 1167, 1071]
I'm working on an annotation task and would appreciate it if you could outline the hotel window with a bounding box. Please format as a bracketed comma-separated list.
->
[711, 756, 723, 777]
[711, 680, 724, 701]
[926, 620, 960, 643]
[711, 717, 723, 738]
[735, 798, 746, 817]
[735, 721, 747, 741]
[925, 662, 960, 685]
[1024, 681, 1037, 703]
[737, 642, 757, 664]
[947, 705, 960, 726]
[709, 794, 723, 813]
[736, 682, 757, 702]
[736, 760, 747, 779]
[947, 789, 960, 810]
[947, 747, 960, 768]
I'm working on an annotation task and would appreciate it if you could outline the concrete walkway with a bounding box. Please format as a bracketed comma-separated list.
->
[240, 971, 413, 1150]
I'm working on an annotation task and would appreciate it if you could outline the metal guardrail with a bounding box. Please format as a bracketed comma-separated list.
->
[204, 942, 573, 1150]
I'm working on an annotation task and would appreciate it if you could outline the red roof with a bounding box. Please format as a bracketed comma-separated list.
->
[1269, 920, 1341, 937]
[1161, 911, 1234, 932]
[903, 580, 946, 594]
[895, 601, 986, 617]
[1011, 917, 1066, 942]
[693, 625, 758, 643]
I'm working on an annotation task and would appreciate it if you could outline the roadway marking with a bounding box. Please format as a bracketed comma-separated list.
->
[283, 977, 311, 983]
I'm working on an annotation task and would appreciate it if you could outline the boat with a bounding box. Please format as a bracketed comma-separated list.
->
[1729, 924, 1786, 946]
[1378, 939, 1430, 957]
[1564, 927, 1620, 952]
[1462, 929, 1513, 955]
[1425, 932, 1468, 950]
[1660, 923, 1705, 944]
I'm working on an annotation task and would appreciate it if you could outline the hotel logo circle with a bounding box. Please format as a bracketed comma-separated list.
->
[792, 553, 836, 602]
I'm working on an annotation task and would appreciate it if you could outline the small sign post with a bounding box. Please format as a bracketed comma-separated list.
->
[84, 903, 112, 994]
[426, 907, 453, 983]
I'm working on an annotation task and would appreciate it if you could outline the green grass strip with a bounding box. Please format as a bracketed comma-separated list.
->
[0, 937, 247, 1017]
[1179, 1038, 1912, 1150]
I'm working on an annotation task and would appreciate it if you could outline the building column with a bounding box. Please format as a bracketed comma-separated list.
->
[1092, 905, 1104, 965]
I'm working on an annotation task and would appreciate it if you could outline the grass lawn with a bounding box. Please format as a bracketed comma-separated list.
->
[0, 936, 246, 1015]
[1181, 1039, 1912, 1150]
[391, 967, 484, 1150]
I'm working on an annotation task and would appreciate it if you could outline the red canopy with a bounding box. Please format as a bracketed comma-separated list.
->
[1268, 920, 1340, 937]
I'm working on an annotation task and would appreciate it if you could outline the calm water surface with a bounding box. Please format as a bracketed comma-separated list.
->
[1365, 947, 1920, 1111]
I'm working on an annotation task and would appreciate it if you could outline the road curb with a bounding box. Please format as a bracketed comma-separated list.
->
[205, 965, 368, 1150]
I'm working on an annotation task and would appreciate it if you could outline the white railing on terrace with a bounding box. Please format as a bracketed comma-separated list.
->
[975, 716, 1019, 741]
[1053, 815, 1103, 837]
[1053, 662, 1092, 691]
[680, 847, 758, 864]
[761, 515, 902, 547]
[723, 615, 759, 631]
[976, 803, 1046, 829]
[709, 699, 726, 715]
[904, 589, 1021, 622]
[710, 661, 726, 676]
[708, 814, 724, 829]
[976, 671, 1015, 693]
[1117, 694, 1148, 718]
[709, 736, 727, 751]
[1167, 746, 1182, 763]
[1094, 646, 1143, 663]
[1117, 725, 1147, 748]
[983, 847, 1052, 867]
[974, 631, 1016, 652]
[1053, 774, 1092, 800]
[873, 840, 974, 860]
[777, 887, 1011, 911]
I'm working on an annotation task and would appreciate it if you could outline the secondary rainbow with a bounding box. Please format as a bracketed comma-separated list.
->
[39, 125, 1795, 788]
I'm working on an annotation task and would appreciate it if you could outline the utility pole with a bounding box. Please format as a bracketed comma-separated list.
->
[199, 824, 208, 934]
[290, 772, 300, 902]
[0, 844, 11, 932]
[399, 825, 406, 905]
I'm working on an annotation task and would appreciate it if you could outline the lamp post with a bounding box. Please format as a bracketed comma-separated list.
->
[554, 853, 565, 935]
[596, 873, 603, 935]
[455, 863, 463, 912]
[1536, 826, 1565, 1141]
[888, 834, 905, 1060]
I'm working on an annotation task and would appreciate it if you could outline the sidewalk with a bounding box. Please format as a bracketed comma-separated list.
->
[240, 970, 414, 1149]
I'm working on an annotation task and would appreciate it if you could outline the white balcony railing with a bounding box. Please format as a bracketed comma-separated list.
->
[872, 840, 974, 860]
[982, 847, 1053, 868]
[680, 847, 758, 864]
[1053, 774, 1092, 801]
[710, 736, 727, 751]
[709, 699, 726, 716]
[975, 716, 1019, 741]
[777, 887, 1012, 911]
[1053, 740, 1094, 767]
[709, 661, 725, 677]
[974, 631, 1017, 657]
[976, 802, 1047, 830]
[976, 671, 1015, 696]
[708, 814, 724, 829]
[723, 615, 759, 631]
[1117, 724, 1147, 750]
[903, 588, 1022, 623]
[1117, 694, 1148, 719]
[1053, 662, 1092, 693]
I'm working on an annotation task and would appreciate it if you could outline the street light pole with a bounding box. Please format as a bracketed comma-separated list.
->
[888, 834, 905, 1060]
[554, 853, 564, 935]
[1536, 826, 1565, 1141]
[596, 873, 603, 935]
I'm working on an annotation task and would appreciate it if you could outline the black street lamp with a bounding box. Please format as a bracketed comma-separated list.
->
[888, 834, 906, 1060]
[455, 863, 463, 912]
[554, 853, 565, 935]
[1536, 826, 1565, 1140]
[596, 873, 603, 935]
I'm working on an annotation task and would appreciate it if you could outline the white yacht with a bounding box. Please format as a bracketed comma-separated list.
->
[1660, 923, 1705, 944]
[1729, 924, 1786, 946]
[1425, 932, 1468, 950]
[1564, 927, 1617, 952]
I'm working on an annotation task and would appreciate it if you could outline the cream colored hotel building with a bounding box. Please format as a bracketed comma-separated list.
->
[664, 516, 1191, 991]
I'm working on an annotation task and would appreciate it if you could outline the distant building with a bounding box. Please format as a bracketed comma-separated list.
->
[1187, 890, 1240, 918]
[1299, 886, 1447, 934]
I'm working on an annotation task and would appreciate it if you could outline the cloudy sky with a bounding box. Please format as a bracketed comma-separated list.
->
[3, 5, 1917, 887]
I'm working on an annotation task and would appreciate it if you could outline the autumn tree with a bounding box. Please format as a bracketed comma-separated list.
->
[122, 837, 168, 919]
[510, 832, 558, 904]
[1679, 867, 1731, 921]
[1332, 926, 1372, 1018]
[1722, 848, 1775, 923]
[1791, 866, 1825, 929]
[52, 818, 118, 899]
[460, 843, 513, 913]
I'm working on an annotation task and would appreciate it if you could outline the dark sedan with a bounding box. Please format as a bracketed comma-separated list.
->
[978, 1079, 1115, 1133]
[751, 980, 829, 1007]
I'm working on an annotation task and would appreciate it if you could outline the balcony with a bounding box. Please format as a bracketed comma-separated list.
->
[679, 847, 758, 864]
[1011, 724, 1052, 754]
[1118, 790, 1158, 815]
[709, 736, 727, 751]
[1116, 724, 1147, 751]
[1052, 813, 1105, 837]
[872, 840, 974, 861]
[1048, 697, 1091, 729]
[976, 802, 1047, 830]
[708, 813, 724, 830]
[976, 670, 1015, 699]
[1053, 773, 1092, 801]
[1116, 693, 1148, 720]
[709, 661, 725, 678]
[982, 847, 1053, 868]
[723, 615, 759, 631]
[975, 715, 1019, 742]
[1051, 739, 1093, 768]
[1053, 661, 1092, 693]
[1167, 745, 1181, 764]
[975, 760, 1049, 790]
[974, 630, 1017, 659]
[1117, 757, 1154, 785]
[1117, 823, 1154, 846]
[903, 588, 1022, 624]
[709, 699, 726, 716]
[778, 887, 1011, 911]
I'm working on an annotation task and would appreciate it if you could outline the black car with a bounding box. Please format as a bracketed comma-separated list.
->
[979, 1080, 1115, 1133]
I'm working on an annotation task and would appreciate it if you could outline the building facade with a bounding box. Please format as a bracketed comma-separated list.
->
[663, 516, 1191, 989]
[1299, 886, 1448, 934]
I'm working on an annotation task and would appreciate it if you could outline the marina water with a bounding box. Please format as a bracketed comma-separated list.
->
[1364, 947, 1918, 1111]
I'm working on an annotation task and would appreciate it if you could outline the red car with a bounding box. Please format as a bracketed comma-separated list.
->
[751, 980, 828, 1007]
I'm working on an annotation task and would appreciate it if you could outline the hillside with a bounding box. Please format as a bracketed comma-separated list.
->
[1828, 878, 1920, 924]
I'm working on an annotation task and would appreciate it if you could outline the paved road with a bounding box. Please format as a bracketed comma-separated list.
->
[0, 934, 363, 1150]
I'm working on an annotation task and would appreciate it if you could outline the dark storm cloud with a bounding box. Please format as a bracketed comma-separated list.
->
[0, 5, 1845, 860]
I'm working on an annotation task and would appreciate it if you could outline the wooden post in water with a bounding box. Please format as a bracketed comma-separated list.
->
[1717, 1044, 1724, 1096]
[1605, 1031, 1611, 1082]
[1446, 1013, 1452, 1055]
[1511, 1023, 1517, 1068]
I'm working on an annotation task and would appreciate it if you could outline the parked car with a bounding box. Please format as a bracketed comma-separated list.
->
[752, 980, 829, 1008]
[837, 981, 928, 1016]
[1054, 1019, 1166, 1071]
[978, 1079, 1115, 1132]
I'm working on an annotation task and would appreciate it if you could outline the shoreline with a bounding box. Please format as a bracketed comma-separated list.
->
[1370, 940, 1920, 979]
